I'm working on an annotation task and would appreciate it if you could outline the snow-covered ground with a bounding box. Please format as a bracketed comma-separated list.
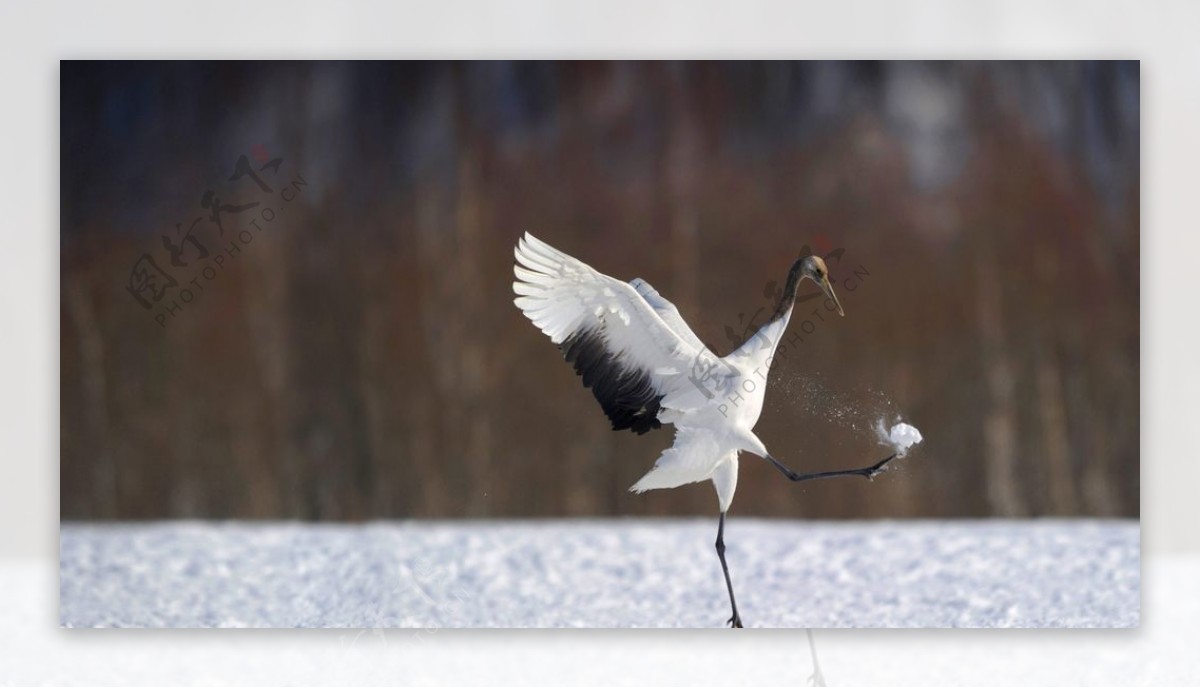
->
[58, 519, 1137, 629]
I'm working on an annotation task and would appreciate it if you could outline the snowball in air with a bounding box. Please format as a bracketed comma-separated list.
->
[875, 420, 923, 457]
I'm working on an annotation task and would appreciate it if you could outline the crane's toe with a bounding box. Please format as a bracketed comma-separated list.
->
[728, 614, 744, 629]
[866, 453, 897, 479]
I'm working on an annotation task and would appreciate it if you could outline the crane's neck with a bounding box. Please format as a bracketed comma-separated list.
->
[768, 257, 807, 324]
[724, 257, 805, 369]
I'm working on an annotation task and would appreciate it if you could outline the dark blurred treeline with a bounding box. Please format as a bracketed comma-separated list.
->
[60, 61, 1139, 521]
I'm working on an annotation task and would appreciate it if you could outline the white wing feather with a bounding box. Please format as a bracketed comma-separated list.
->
[628, 277, 709, 353]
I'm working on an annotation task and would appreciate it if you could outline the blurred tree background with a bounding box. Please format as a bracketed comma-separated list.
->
[60, 61, 1139, 521]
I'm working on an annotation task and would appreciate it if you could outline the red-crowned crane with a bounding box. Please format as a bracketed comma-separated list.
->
[513, 232, 894, 628]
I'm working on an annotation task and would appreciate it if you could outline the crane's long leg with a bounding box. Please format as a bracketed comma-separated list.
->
[765, 453, 896, 483]
[715, 511, 743, 628]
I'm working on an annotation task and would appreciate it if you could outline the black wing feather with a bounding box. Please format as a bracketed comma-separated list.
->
[560, 329, 664, 435]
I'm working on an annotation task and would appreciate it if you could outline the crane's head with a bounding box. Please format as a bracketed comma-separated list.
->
[798, 255, 844, 316]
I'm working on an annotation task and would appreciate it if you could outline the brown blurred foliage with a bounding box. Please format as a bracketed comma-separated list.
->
[60, 61, 1138, 520]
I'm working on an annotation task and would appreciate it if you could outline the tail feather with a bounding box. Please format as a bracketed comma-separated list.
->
[630, 426, 725, 493]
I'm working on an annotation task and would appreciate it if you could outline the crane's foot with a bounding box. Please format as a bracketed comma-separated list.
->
[728, 613, 744, 629]
[864, 453, 897, 480]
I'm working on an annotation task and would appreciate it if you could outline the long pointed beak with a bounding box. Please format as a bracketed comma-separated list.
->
[819, 276, 845, 316]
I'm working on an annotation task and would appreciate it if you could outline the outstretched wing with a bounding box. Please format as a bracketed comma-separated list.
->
[513, 233, 715, 434]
